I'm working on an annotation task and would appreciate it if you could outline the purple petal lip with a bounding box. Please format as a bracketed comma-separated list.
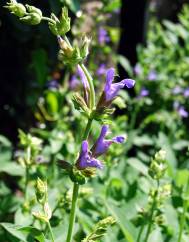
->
[112, 136, 125, 143]
[122, 79, 135, 88]
[78, 140, 103, 169]
[104, 68, 135, 102]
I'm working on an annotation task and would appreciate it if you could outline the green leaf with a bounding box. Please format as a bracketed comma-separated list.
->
[104, 200, 136, 242]
[0, 162, 24, 176]
[46, 91, 59, 114]
[117, 55, 133, 76]
[1, 223, 46, 242]
[127, 158, 148, 176]
[133, 135, 154, 146]
[104, 0, 121, 12]
[175, 169, 189, 188]
[64, 0, 80, 13]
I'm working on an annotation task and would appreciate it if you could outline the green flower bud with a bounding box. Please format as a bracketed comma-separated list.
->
[36, 178, 47, 204]
[72, 93, 90, 116]
[80, 36, 91, 59]
[148, 149, 167, 180]
[58, 46, 82, 66]
[70, 167, 86, 185]
[32, 211, 49, 223]
[5, 0, 26, 18]
[48, 7, 70, 36]
[82, 216, 115, 242]
[20, 5, 42, 25]
[58, 36, 74, 57]
[154, 149, 166, 163]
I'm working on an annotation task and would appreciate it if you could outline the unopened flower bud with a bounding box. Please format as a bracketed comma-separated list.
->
[5, 0, 26, 18]
[20, 5, 42, 25]
[36, 178, 47, 204]
[148, 150, 167, 180]
[155, 149, 166, 163]
[57, 36, 73, 57]
[80, 36, 90, 59]
[49, 7, 70, 36]
[32, 211, 49, 223]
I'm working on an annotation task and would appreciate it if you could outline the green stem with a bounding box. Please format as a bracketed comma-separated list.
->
[83, 118, 93, 140]
[47, 221, 55, 242]
[66, 183, 79, 242]
[178, 177, 189, 242]
[144, 184, 159, 242]
[42, 16, 55, 24]
[79, 63, 95, 110]
[64, 36, 73, 48]
[137, 223, 145, 242]
[66, 116, 93, 242]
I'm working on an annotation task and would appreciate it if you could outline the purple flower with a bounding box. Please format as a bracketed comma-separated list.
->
[174, 102, 188, 118]
[77, 141, 103, 169]
[98, 27, 110, 45]
[172, 86, 183, 95]
[138, 87, 149, 98]
[69, 75, 80, 90]
[91, 125, 125, 157]
[183, 88, 189, 97]
[134, 64, 142, 76]
[47, 79, 59, 90]
[178, 106, 188, 118]
[96, 64, 107, 76]
[104, 68, 135, 102]
[148, 70, 157, 81]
